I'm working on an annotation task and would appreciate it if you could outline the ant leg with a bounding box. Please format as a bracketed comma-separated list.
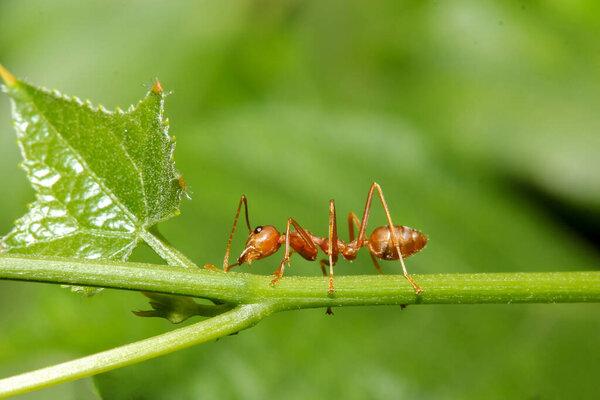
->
[319, 259, 327, 276]
[270, 218, 292, 286]
[347, 212, 361, 242]
[367, 248, 405, 309]
[318, 259, 334, 315]
[223, 195, 252, 271]
[357, 183, 423, 294]
[369, 253, 384, 275]
[349, 211, 383, 274]
[371, 184, 422, 293]
[270, 219, 318, 286]
[327, 200, 339, 293]
[317, 201, 340, 313]
[272, 249, 295, 278]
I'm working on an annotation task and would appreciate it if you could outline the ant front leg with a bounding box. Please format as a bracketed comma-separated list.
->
[270, 218, 318, 286]
[271, 249, 295, 280]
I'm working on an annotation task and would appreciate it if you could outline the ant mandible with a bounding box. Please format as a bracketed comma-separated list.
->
[211, 183, 427, 294]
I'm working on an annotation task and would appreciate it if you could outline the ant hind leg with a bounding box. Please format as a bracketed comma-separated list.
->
[360, 183, 423, 294]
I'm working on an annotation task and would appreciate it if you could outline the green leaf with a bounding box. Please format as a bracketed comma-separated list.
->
[133, 292, 235, 323]
[0, 69, 184, 287]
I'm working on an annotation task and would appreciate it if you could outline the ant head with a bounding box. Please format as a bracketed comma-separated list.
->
[237, 225, 281, 266]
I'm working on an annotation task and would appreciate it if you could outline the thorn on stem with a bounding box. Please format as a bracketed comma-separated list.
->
[152, 79, 163, 94]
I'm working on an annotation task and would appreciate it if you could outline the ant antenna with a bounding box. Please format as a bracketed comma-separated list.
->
[223, 195, 251, 270]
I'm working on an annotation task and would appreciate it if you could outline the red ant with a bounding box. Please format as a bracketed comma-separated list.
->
[211, 183, 427, 295]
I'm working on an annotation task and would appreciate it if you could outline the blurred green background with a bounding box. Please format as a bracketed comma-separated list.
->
[1, 1, 599, 399]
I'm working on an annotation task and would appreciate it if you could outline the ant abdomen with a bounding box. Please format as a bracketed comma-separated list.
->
[367, 226, 427, 261]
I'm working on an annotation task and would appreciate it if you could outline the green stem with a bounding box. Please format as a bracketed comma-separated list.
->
[1, 254, 599, 307]
[0, 303, 275, 399]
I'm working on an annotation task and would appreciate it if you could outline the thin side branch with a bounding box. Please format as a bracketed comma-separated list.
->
[0, 303, 275, 399]
[142, 227, 198, 269]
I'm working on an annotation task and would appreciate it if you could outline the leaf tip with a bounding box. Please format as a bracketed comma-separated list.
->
[0, 64, 17, 87]
[152, 79, 163, 94]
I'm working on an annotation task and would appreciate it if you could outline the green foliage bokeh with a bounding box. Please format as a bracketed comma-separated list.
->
[0, 1, 598, 399]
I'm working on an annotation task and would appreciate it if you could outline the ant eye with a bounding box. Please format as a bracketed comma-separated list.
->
[254, 226, 263, 234]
